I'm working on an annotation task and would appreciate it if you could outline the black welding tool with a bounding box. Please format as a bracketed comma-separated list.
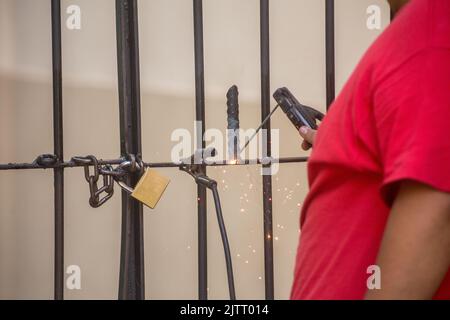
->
[273, 87, 324, 130]
[243, 87, 324, 151]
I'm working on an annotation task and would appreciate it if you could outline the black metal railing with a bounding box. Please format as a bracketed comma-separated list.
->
[50, 0, 64, 301]
[0, 0, 336, 300]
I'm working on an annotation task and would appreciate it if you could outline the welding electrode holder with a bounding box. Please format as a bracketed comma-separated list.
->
[273, 87, 325, 130]
[242, 87, 325, 153]
[179, 148, 236, 300]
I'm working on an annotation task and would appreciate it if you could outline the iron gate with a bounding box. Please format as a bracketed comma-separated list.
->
[0, 0, 337, 300]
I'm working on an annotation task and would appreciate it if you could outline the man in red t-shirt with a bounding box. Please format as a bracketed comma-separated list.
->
[292, 0, 450, 299]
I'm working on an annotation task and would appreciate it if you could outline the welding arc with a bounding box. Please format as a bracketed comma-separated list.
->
[226, 85, 240, 161]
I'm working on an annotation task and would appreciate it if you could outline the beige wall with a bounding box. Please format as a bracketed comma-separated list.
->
[0, 0, 389, 299]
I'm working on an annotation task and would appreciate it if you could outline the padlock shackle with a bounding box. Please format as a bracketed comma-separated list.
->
[117, 180, 134, 194]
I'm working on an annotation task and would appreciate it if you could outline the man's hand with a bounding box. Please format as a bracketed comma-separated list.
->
[365, 181, 450, 299]
[299, 126, 317, 151]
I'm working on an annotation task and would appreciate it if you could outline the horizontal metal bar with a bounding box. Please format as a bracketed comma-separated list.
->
[0, 159, 125, 170]
[0, 157, 309, 171]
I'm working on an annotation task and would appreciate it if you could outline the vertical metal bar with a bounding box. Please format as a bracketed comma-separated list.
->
[51, 0, 64, 301]
[325, 0, 335, 109]
[193, 0, 208, 301]
[260, 0, 274, 300]
[115, 0, 145, 300]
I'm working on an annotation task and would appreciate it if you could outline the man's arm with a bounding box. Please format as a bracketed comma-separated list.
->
[365, 181, 450, 299]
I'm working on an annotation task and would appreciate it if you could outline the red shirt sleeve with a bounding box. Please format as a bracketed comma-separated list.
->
[374, 48, 450, 205]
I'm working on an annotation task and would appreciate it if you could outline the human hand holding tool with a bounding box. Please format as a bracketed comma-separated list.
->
[299, 126, 317, 151]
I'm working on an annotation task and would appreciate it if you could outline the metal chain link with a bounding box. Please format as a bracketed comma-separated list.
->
[72, 154, 145, 208]
[73, 156, 114, 208]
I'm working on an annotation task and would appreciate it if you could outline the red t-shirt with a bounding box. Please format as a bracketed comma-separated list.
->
[291, 0, 450, 300]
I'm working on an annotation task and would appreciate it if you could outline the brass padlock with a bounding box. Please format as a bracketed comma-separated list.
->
[117, 169, 170, 209]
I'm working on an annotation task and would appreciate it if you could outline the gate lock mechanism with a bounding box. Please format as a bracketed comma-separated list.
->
[73, 155, 170, 209]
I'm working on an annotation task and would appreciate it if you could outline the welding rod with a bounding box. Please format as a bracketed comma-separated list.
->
[241, 104, 280, 152]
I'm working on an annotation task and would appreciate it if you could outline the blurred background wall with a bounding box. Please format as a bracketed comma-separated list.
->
[0, 0, 389, 299]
